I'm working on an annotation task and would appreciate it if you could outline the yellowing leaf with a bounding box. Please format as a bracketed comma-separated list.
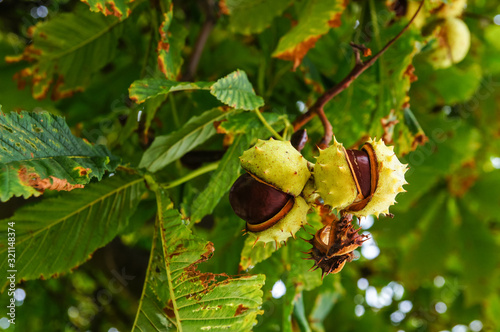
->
[6, 9, 123, 100]
[82, 0, 134, 19]
[272, 0, 347, 70]
[157, 7, 188, 80]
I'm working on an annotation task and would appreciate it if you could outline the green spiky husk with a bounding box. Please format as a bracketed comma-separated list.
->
[240, 138, 311, 196]
[314, 138, 357, 210]
[353, 138, 408, 218]
[249, 196, 309, 245]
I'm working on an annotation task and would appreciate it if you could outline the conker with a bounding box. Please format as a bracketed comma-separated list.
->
[229, 173, 294, 232]
[229, 170, 309, 246]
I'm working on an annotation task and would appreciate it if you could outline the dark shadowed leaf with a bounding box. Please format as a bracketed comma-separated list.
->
[225, 0, 292, 35]
[190, 134, 248, 222]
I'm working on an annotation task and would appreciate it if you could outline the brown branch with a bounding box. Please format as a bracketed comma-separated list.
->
[183, 0, 218, 81]
[292, 0, 425, 147]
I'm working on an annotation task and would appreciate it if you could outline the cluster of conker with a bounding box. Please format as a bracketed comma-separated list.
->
[229, 135, 408, 276]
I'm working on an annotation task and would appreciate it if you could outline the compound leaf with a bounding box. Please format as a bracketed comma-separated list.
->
[0, 172, 145, 286]
[0, 110, 119, 202]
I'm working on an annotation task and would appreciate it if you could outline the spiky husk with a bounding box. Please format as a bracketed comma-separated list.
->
[432, 0, 467, 18]
[314, 137, 357, 210]
[427, 17, 470, 69]
[240, 138, 311, 196]
[248, 196, 309, 246]
[352, 138, 408, 218]
[305, 214, 368, 277]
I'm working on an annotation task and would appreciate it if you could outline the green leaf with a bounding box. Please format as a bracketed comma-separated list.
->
[132, 189, 265, 331]
[6, 8, 123, 100]
[129, 79, 212, 104]
[0, 110, 119, 202]
[210, 70, 264, 110]
[240, 237, 278, 272]
[411, 61, 483, 111]
[139, 108, 235, 172]
[190, 134, 248, 222]
[292, 292, 312, 332]
[272, 0, 347, 69]
[226, 0, 292, 35]
[218, 111, 284, 135]
[82, 0, 134, 19]
[457, 200, 499, 306]
[0, 172, 145, 286]
[157, 10, 188, 80]
[399, 193, 453, 286]
[309, 289, 341, 332]
[464, 170, 500, 220]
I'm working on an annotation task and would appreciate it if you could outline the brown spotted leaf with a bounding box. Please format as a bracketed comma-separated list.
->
[6, 8, 123, 100]
[272, 0, 347, 70]
[0, 109, 119, 202]
[157, 4, 188, 80]
[82, 0, 134, 19]
[132, 190, 265, 331]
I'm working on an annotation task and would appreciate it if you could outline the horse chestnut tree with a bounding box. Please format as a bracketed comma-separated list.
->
[1, 0, 498, 331]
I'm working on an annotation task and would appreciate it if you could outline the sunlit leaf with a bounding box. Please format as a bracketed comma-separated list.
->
[0, 110, 119, 202]
[272, 0, 347, 70]
[157, 6, 188, 80]
[210, 70, 264, 110]
[132, 190, 265, 331]
[129, 79, 212, 104]
[82, 0, 134, 19]
[240, 237, 278, 272]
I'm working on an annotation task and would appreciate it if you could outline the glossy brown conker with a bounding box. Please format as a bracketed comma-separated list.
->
[229, 173, 294, 232]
